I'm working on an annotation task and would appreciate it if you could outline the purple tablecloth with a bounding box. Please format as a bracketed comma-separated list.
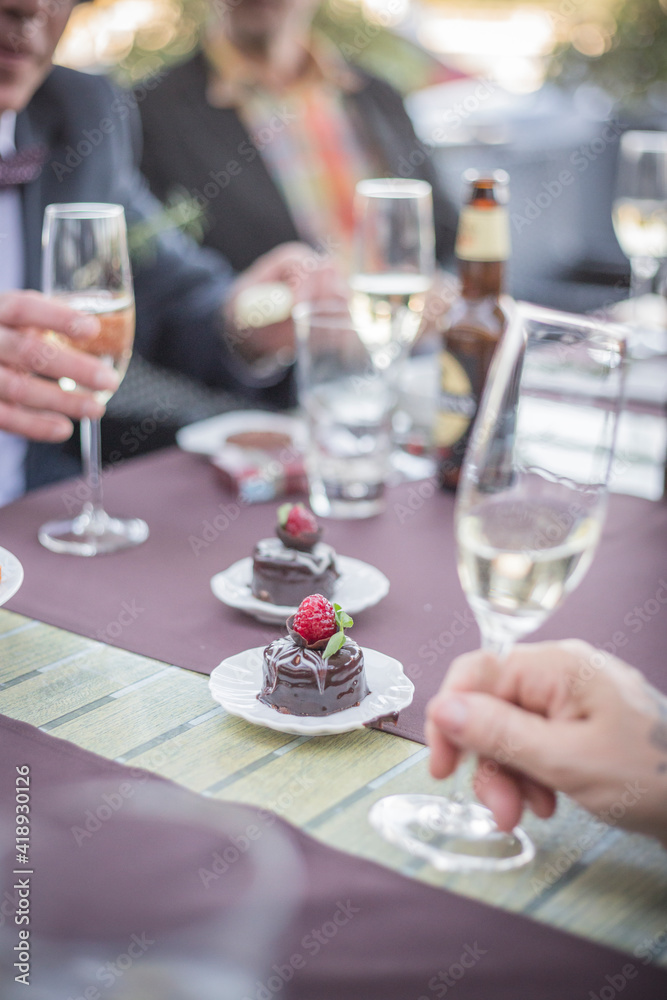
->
[2, 714, 666, 999]
[2, 448, 667, 743]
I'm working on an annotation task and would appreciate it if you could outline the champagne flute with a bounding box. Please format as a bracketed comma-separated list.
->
[350, 178, 435, 371]
[38, 203, 149, 556]
[612, 130, 667, 357]
[370, 301, 626, 871]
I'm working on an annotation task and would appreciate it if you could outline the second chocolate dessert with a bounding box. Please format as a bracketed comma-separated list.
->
[251, 503, 338, 606]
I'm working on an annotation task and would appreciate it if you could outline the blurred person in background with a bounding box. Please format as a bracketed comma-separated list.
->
[138, 0, 459, 275]
[0, 0, 338, 503]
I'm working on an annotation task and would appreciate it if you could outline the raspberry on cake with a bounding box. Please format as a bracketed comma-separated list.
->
[280, 503, 318, 540]
[258, 597, 370, 716]
[251, 504, 338, 606]
[292, 593, 337, 645]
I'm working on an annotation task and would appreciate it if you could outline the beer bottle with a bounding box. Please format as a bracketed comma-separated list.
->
[434, 170, 510, 491]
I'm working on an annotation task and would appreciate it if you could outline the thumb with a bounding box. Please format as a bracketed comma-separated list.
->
[430, 692, 565, 789]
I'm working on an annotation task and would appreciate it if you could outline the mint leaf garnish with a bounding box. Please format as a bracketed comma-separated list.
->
[334, 603, 353, 630]
[322, 631, 346, 660]
[277, 503, 292, 527]
[322, 604, 353, 660]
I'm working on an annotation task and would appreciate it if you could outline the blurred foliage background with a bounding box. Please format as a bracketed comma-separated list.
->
[547, 0, 667, 110]
[55, 0, 667, 110]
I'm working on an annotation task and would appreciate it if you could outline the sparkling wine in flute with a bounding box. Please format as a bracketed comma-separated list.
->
[613, 131, 667, 326]
[38, 201, 148, 557]
[457, 494, 602, 639]
[54, 292, 135, 401]
[369, 301, 626, 873]
[349, 272, 431, 361]
[612, 197, 667, 261]
[351, 178, 435, 369]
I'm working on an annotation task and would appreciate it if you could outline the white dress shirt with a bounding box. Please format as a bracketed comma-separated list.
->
[0, 109, 28, 507]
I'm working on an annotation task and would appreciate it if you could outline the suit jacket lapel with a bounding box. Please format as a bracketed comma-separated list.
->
[185, 52, 299, 242]
[15, 77, 63, 291]
[15, 105, 43, 289]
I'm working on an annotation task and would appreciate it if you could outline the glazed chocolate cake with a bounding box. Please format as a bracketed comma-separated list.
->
[252, 538, 337, 605]
[258, 598, 370, 716]
[251, 504, 338, 606]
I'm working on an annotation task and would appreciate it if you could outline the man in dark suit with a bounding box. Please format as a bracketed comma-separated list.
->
[0, 0, 332, 500]
[138, 0, 459, 275]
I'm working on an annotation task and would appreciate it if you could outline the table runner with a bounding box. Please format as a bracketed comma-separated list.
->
[2, 447, 667, 744]
[1, 713, 666, 999]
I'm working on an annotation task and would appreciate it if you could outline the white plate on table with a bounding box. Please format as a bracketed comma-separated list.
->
[0, 546, 24, 607]
[209, 645, 414, 736]
[210, 555, 390, 624]
[176, 410, 306, 458]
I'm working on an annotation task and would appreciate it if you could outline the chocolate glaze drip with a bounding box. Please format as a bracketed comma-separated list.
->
[258, 636, 369, 716]
[367, 711, 400, 730]
[251, 537, 338, 605]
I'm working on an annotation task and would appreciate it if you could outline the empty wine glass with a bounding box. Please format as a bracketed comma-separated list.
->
[38, 203, 149, 556]
[370, 300, 627, 871]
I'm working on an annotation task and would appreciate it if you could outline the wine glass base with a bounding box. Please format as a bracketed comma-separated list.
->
[369, 794, 535, 873]
[39, 511, 149, 556]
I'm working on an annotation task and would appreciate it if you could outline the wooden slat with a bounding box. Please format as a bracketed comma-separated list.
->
[0, 609, 31, 635]
[0, 620, 93, 683]
[127, 714, 295, 792]
[212, 728, 423, 825]
[0, 645, 165, 726]
[47, 668, 213, 759]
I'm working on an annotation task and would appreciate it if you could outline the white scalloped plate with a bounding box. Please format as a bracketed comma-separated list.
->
[208, 645, 414, 736]
[0, 546, 24, 607]
[210, 555, 390, 624]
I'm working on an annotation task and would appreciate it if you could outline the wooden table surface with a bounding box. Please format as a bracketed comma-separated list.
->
[1, 606, 666, 968]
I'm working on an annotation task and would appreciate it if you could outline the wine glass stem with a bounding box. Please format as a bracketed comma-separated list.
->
[480, 632, 513, 662]
[450, 631, 513, 803]
[80, 417, 105, 522]
[630, 256, 659, 299]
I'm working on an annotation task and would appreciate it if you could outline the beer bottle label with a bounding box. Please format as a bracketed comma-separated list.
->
[433, 351, 476, 448]
[455, 206, 510, 262]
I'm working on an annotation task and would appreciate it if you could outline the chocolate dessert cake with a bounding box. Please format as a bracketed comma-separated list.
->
[251, 504, 338, 606]
[258, 597, 370, 716]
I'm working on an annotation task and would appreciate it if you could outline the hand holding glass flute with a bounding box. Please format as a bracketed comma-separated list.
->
[0, 290, 120, 442]
[38, 202, 148, 556]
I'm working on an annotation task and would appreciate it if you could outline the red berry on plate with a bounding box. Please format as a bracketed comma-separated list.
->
[280, 503, 318, 538]
[292, 594, 337, 645]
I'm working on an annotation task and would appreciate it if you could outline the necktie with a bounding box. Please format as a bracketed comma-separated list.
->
[0, 145, 45, 187]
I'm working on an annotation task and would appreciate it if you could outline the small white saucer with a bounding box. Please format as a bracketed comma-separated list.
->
[208, 645, 414, 736]
[0, 545, 24, 607]
[210, 555, 390, 625]
[176, 410, 306, 457]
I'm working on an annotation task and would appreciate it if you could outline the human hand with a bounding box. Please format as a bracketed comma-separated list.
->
[425, 641, 667, 846]
[0, 291, 119, 442]
[225, 242, 346, 365]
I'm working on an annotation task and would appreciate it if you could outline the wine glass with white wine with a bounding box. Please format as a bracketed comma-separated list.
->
[370, 300, 626, 871]
[38, 203, 149, 556]
[350, 178, 435, 372]
[612, 130, 667, 357]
